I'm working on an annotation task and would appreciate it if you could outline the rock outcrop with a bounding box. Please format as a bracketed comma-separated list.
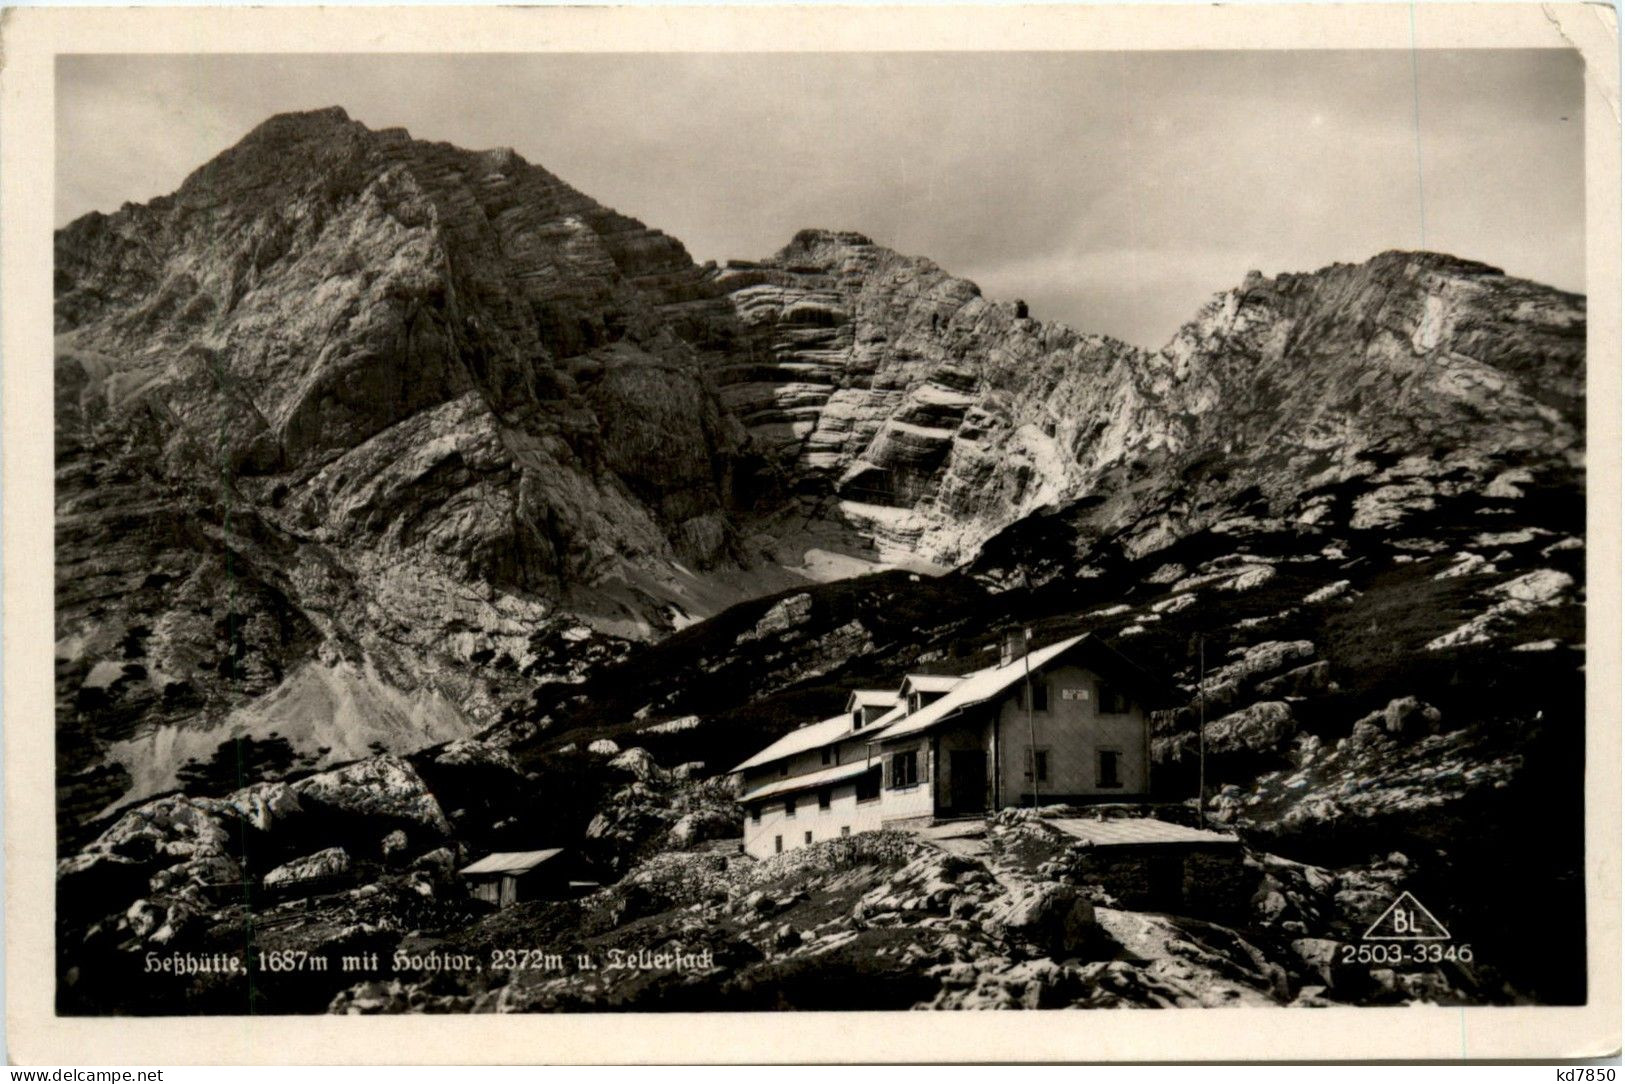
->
[264, 846, 352, 887]
[707, 229, 1162, 566]
[708, 233, 1583, 576]
[54, 109, 764, 824]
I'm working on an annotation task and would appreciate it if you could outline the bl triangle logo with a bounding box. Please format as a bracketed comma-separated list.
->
[1362, 890, 1452, 941]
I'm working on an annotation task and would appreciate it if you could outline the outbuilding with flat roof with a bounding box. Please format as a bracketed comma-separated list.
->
[459, 849, 568, 908]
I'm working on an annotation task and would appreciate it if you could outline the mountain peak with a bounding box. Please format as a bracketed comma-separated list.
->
[241, 104, 360, 141]
[1365, 248, 1506, 277]
[782, 228, 876, 254]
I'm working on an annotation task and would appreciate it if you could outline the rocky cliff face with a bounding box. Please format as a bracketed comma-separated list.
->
[54, 106, 1585, 840]
[705, 234, 1583, 571]
[57, 107, 751, 591]
[704, 230, 1164, 568]
[54, 108, 768, 824]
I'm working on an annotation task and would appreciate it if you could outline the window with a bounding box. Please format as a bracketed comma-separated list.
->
[1024, 747, 1049, 783]
[889, 750, 919, 788]
[853, 710, 863, 731]
[909, 690, 944, 714]
[1098, 750, 1123, 789]
[751, 805, 761, 823]
[817, 787, 832, 810]
[1015, 679, 1049, 711]
[784, 796, 797, 818]
[821, 747, 832, 766]
[841, 826, 851, 837]
[855, 765, 882, 802]
[774, 835, 783, 854]
[779, 762, 790, 777]
[804, 831, 813, 845]
[1099, 682, 1130, 714]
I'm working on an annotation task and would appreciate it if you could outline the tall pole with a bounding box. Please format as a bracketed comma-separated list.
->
[1197, 633, 1207, 829]
[1024, 628, 1038, 811]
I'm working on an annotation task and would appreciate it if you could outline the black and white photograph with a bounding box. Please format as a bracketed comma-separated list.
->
[3, 2, 1618, 1065]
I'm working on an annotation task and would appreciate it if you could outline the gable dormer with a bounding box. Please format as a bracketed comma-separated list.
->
[899, 674, 963, 716]
[845, 689, 895, 730]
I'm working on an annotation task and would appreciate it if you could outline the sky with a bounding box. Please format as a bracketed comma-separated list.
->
[56, 51, 1584, 348]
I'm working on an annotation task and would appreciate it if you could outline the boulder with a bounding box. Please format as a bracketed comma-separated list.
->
[607, 747, 667, 782]
[63, 794, 247, 908]
[94, 794, 239, 864]
[587, 739, 621, 757]
[263, 846, 352, 888]
[125, 898, 166, 940]
[1256, 661, 1332, 698]
[124, 896, 200, 945]
[1485, 468, 1534, 499]
[432, 739, 522, 773]
[1145, 563, 1186, 585]
[668, 808, 737, 848]
[1435, 552, 1494, 580]
[1302, 580, 1350, 604]
[737, 593, 814, 643]
[984, 882, 1098, 958]
[1289, 937, 1343, 986]
[225, 781, 303, 833]
[639, 715, 701, 736]
[148, 853, 242, 894]
[411, 847, 458, 875]
[1205, 640, 1315, 691]
[1205, 701, 1296, 755]
[293, 755, 451, 837]
[1207, 785, 1245, 824]
[1152, 593, 1197, 615]
[1496, 568, 1574, 605]
[380, 829, 410, 860]
[1355, 696, 1443, 739]
[1223, 565, 1276, 592]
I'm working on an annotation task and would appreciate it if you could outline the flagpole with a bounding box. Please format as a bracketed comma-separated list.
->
[1024, 627, 1038, 811]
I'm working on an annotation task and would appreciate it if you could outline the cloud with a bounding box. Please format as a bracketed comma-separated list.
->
[57, 50, 1584, 348]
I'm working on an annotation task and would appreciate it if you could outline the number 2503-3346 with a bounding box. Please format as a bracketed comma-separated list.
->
[1339, 942, 1474, 965]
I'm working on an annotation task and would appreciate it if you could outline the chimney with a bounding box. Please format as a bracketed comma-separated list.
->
[1001, 630, 1027, 666]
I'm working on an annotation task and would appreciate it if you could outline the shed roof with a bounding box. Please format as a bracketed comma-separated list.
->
[1049, 818, 1240, 848]
[867, 634, 1089, 743]
[459, 849, 564, 876]
[740, 759, 875, 803]
[730, 713, 852, 773]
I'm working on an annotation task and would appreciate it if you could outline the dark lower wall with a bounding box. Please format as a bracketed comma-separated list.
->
[1073, 845, 1256, 922]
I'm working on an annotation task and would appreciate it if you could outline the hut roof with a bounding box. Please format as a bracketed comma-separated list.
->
[459, 849, 564, 876]
[739, 759, 875, 803]
[868, 634, 1089, 743]
[729, 713, 851, 773]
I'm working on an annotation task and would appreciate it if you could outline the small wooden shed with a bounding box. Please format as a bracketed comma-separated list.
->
[1048, 817, 1252, 920]
[458, 849, 566, 908]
